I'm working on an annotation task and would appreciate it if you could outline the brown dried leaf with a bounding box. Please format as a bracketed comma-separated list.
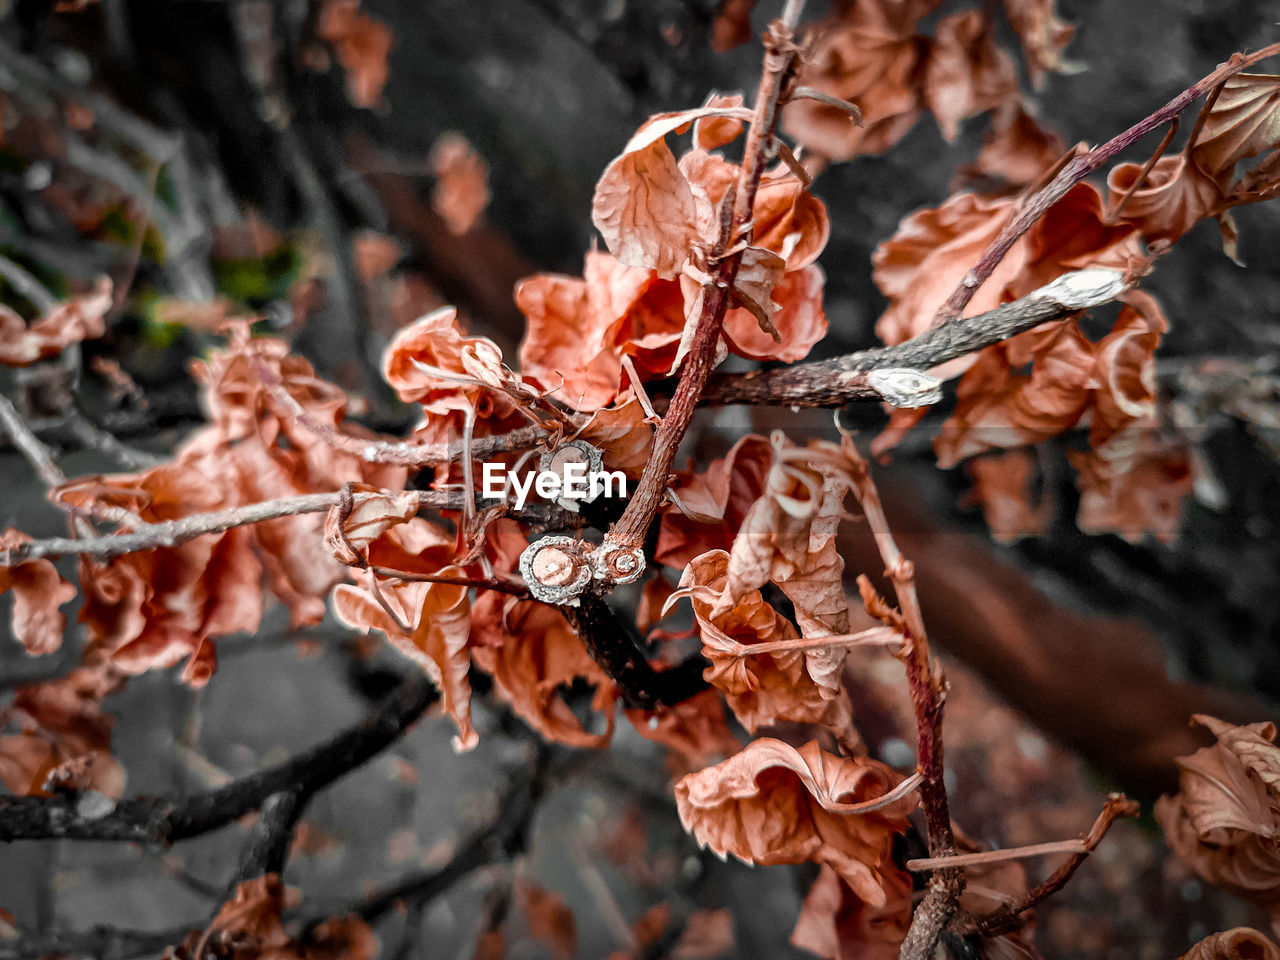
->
[956, 100, 1066, 190]
[323, 485, 420, 566]
[1106, 154, 1228, 249]
[1157, 716, 1280, 930]
[0, 277, 111, 368]
[317, 0, 392, 108]
[695, 93, 747, 150]
[674, 739, 914, 904]
[430, 132, 490, 235]
[722, 264, 828, 363]
[1192, 74, 1280, 182]
[712, 0, 756, 52]
[0, 530, 77, 656]
[923, 10, 1018, 142]
[333, 571, 475, 751]
[1177, 928, 1280, 960]
[626, 688, 741, 775]
[593, 110, 746, 277]
[789, 864, 911, 960]
[964, 450, 1049, 543]
[1001, 0, 1076, 88]
[674, 550, 854, 736]
[730, 245, 785, 341]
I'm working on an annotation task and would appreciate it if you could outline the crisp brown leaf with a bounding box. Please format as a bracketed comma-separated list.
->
[1192, 74, 1280, 182]
[956, 100, 1066, 190]
[1157, 716, 1280, 932]
[333, 569, 476, 751]
[722, 264, 828, 363]
[1106, 154, 1230, 252]
[323, 485, 420, 566]
[674, 739, 914, 905]
[790, 864, 911, 960]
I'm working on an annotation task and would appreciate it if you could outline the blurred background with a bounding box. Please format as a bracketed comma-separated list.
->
[1, 0, 1278, 957]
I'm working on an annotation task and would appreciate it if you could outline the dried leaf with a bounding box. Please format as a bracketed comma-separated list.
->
[964, 450, 1049, 542]
[695, 93, 747, 150]
[1001, 0, 1076, 88]
[0, 277, 111, 367]
[674, 739, 914, 904]
[333, 570, 476, 751]
[1106, 154, 1228, 249]
[1178, 928, 1280, 960]
[1157, 716, 1280, 931]
[0, 530, 77, 656]
[790, 864, 911, 960]
[923, 11, 1018, 142]
[323, 485, 420, 566]
[722, 264, 828, 363]
[430, 132, 490, 235]
[317, 0, 392, 108]
[1192, 74, 1280, 182]
[957, 101, 1067, 190]
[712, 0, 756, 52]
[471, 591, 616, 748]
[593, 110, 748, 277]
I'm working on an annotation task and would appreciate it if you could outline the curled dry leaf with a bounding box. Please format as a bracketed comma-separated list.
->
[333, 567, 475, 751]
[0, 276, 111, 367]
[674, 550, 853, 736]
[471, 590, 616, 749]
[383, 306, 518, 426]
[317, 0, 392, 108]
[923, 10, 1019, 142]
[789, 863, 912, 960]
[1068, 432, 1192, 544]
[430, 132, 490, 236]
[1177, 928, 1280, 960]
[1107, 154, 1234, 258]
[722, 264, 828, 363]
[964, 449, 1049, 542]
[0, 530, 77, 656]
[1191, 74, 1280, 185]
[1156, 715, 1280, 934]
[674, 738, 914, 905]
[695, 93, 747, 150]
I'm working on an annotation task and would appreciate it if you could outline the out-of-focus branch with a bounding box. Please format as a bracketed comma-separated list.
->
[0, 674, 438, 843]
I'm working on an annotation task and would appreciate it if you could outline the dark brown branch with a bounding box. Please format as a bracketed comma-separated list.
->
[228, 788, 307, 890]
[0, 674, 438, 844]
[562, 593, 708, 709]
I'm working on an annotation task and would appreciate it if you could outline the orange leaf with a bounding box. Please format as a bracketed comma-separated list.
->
[317, 0, 392, 108]
[1178, 928, 1280, 960]
[1001, 0, 1076, 88]
[0, 530, 77, 656]
[922, 10, 1018, 142]
[0, 277, 111, 368]
[430, 132, 490, 236]
[674, 739, 914, 904]
[789, 864, 911, 960]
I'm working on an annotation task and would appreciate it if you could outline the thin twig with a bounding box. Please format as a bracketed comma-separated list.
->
[959, 794, 1140, 937]
[0, 489, 452, 564]
[906, 838, 1087, 872]
[0, 392, 69, 489]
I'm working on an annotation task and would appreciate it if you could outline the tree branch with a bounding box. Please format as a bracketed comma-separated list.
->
[0, 673, 438, 843]
[701, 267, 1131, 408]
[228, 788, 307, 889]
[842, 440, 963, 960]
